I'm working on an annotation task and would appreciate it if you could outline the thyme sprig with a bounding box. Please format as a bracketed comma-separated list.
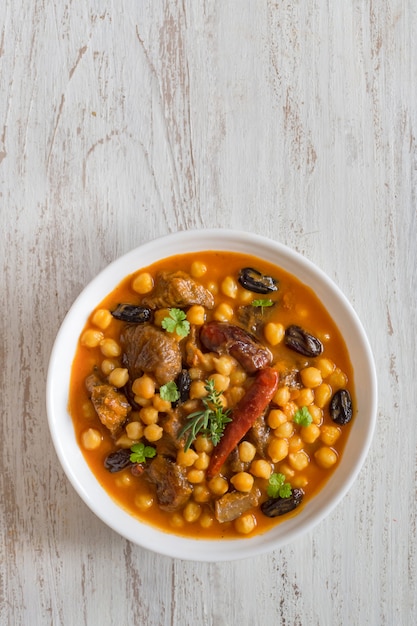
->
[178, 378, 232, 451]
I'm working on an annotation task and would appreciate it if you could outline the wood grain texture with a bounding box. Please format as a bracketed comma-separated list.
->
[1, 1, 416, 624]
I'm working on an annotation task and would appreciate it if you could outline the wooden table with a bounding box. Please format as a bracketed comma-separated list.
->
[2, 2, 416, 624]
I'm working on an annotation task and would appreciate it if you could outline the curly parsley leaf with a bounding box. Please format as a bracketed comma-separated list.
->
[293, 406, 313, 427]
[129, 442, 157, 464]
[251, 298, 274, 311]
[267, 472, 292, 499]
[161, 308, 190, 337]
[159, 381, 180, 402]
[177, 378, 232, 451]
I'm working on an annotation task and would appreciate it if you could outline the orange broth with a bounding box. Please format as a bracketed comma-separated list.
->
[69, 251, 355, 539]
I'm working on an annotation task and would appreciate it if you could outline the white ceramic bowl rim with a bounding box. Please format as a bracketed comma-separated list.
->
[46, 229, 377, 561]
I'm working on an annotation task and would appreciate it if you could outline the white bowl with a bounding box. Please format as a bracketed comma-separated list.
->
[46, 229, 377, 561]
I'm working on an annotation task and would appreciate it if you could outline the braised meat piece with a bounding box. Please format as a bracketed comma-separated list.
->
[215, 488, 261, 523]
[120, 324, 182, 386]
[246, 413, 271, 458]
[145, 455, 192, 512]
[85, 373, 130, 436]
[155, 408, 187, 458]
[141, 271, 215, 310]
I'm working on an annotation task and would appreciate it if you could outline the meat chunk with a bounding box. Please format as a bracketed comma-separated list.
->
[246, 413, 271, 458]
[215, 488, 261, 523]
[85, 373, 130, 436]
[145, 455, 192, 512]
[155, 408, 187, 458]
[120, 324, 182, 386]
[142, 271, 214, 310]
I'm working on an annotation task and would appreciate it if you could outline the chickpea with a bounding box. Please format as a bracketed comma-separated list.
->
[81, 428, 102, 450]
[187, 305, 205, 325]
[194, 452, 210, 470]
[288, 450, 310, 471]
[300, 423, 321, 444]
[283, 401, 298, 420]
[139, 406, 159, 425]
[268, 409, 287, 429]
[315, 446, 338, 469]
[134, 493, 154, 511]
[268, 438, 289, 463]
[153, 308, 170, 327]
[80, 329, 103, 348]
[199, 512, 214, 528]
[213, 302, 234, 322]
[208, 475, 229, 496]
[92, 308, 113, 330]
[288, 435, 304, 453]
[234, 513, 257, 535]
[250, 459, 272, 480]
[190, 380, 208, 400]
[152, 394, 171, 412]
[190, 261, 207, 277]
[183, 502, 202, 523]
[187, 469, 205, 484]
[225, 386, 246, 405]
[115, 473, 133, 488]
[125, 421, 144, 441]
[300, 367, 323, 388]
[221, 276, 238, 299]
[327, 368, 348, 390]
[213, 355, 235, 376]
[274, 421, 294, 439]
[317, 357, 335, 378]
[292, 475, 308, 489]
[193, 485, 211, 503]
[208, 373, 230, 393]
[101, 359, 116, 376]
[194, 435, 214, 453]
[309, 404, 323, 425]
[296, 387, 314, 407]
[115, 434, 136, 448]
[229, 369, 247, 386]
[273, 386, 290, 407]
[132, 375, 155, 399]
[207, 281, 218, 295]
[314, 383, 332, 408]
[177, 448, 199, 467]
[238, 441, 256, 463]
[320, 425, 341, 446]
[143, 424, 163, 442]
[170, 514, 185, 529]
[108, 367, 129, 388]
[132, 272, 154, 294]
[264, 322, 285, 346]
[100, 338, 121, 358]
[230, 472, 254, 493]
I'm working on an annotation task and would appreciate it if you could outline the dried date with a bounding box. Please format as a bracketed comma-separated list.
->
[284, 325, 323, 357]
[261, 489, 304, 517]
[330, 389, 353, 425]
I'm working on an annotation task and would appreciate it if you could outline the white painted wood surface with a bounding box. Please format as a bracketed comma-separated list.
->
[1, 1, 416, 624]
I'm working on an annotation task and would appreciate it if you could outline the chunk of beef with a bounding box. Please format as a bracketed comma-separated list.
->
[215, 488, 261, 523]
[85, 373, 130, 436]
[141, 271, 214, 310]
[145, 455, 192, 512]
[155, 408, 187, 458]
[120, 324, 182, 386]
[246, 413, 271, 458]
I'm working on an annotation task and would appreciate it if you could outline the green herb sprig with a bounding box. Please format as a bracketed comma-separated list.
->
[293, 406, 313, 427]
[161, 308, 190, 337]
[130, 442, 157, 464]
[251, 298, 274, 314]
[267, 472, 292, 499]
[159, 381, 180, 402]
[178, 378, 232, 451]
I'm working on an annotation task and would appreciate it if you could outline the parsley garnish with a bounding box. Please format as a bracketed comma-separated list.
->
[293, 406, 313, 427]
[267, 473, 292, 499]
[159, 381, 180, 402]
[251, 298, 274, 313]
[177, 378, 232, 451]
[161, 308, 190, 337]
[130, 442, 157, 464]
